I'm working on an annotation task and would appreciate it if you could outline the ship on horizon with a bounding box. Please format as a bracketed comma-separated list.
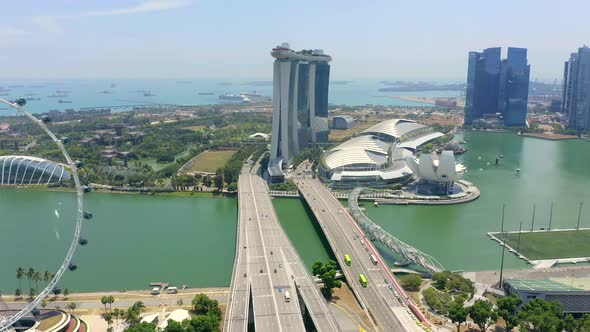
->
[218, 93, 250, 103]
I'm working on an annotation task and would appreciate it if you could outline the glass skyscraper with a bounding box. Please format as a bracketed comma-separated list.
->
[464, 47, 530, 126]
[268, 43, 331, 181]
[503, 48, 530, 126]
[562, 46, 590, 132]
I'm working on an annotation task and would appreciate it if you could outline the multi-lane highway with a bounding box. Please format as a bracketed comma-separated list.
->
[295, 177, 424, 332]
[225, 164, 340, 332]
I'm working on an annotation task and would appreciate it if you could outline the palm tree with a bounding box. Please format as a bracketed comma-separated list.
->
[33, 271, 42, 293]
[118, 309, 125, 324]
[26, 268, 34, 293]
[124, 307, 139, 327]
[43, 271, 52, 286]
[29, 288, 36, 300]
[102, 312, 113, 328]
[112, 308, 120, 325]
[108, 295, 115, 311]
[132, 301, 145, 313]
[101, 296, 108, 313]
[16, 267, 24, 295]
[63, 288, 69, 299]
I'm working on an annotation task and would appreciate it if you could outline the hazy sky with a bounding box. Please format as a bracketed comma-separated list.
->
[1, 0, 588, 81]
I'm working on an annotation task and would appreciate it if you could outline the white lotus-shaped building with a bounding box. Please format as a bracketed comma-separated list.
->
[405, 151, 466, 183]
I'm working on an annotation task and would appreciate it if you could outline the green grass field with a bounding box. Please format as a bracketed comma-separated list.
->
[183, 125, 208, 132]
[184, 150, 236, 173]
[500, 229, 590, 260]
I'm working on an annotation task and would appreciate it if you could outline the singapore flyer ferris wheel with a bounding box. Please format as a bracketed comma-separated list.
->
[0, 98, 93, 332]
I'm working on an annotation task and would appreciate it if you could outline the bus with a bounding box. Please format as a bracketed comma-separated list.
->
[359, 274, 368, 287]
[370, 254, 378, 265]
[344, 254, 352, 266]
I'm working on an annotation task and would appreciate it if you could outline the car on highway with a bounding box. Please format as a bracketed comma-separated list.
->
[388, 285, 393, 290]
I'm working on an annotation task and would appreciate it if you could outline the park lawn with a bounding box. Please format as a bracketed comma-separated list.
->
[502, 229, 590, 260]
[37, 313, 66, 330]
[187, 150, 237, 173]
[143, 149, 194, 171]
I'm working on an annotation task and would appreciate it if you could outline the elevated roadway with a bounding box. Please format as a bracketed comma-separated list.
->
[295, 177, 424, 332]
[225, 163, 340, 332]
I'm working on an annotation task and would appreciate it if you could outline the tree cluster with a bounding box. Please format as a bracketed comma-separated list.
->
[312, 260, 342, 300]
[398, 274, 422, 292]
[431, 271, 475, 299]
[123, 294, 222, 332]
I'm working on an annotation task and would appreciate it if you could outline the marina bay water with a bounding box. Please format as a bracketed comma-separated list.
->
[2, 133, 590, 292]
[0, 190, 237, 292]
[0, 79, 452, 115]
[365, 132, 590, 271]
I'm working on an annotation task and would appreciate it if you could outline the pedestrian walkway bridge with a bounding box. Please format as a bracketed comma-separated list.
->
[348, 187, 444, 273]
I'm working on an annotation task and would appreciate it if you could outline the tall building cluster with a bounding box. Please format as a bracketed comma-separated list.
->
[562, 46, 590, 132]
[268, 43, 331, 182]
[464, 47, 530, 126]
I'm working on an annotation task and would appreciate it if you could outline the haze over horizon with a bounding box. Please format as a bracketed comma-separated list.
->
[1, 0, 588, 82]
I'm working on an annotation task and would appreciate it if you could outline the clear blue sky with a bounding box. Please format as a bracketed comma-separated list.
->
[1, 0, 587, 81]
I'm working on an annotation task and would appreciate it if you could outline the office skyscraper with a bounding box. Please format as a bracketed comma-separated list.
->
[268, 43, 331, 181]
[464, 47, 530, 126]
[503, 48, 531, 126]
[465, 48, 501, 124]
[562, 46, 590, 132]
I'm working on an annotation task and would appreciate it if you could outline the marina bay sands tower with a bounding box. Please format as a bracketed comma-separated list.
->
[268, 43, 331, 182]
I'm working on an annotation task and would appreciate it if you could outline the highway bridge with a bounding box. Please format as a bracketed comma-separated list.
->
[295, 177, 425, 332]
[224, 163, 340, 332]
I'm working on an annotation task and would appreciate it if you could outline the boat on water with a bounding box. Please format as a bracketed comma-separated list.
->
[144, 92, 155, 97]
[47, 94, 67, 98]
[218, 93, 250, 103]
[198, 92, 215, 95]
[394, 260, 412, 267]
[241, 91, 271, 102]
[98, 90, 114, 94]
[56, 90, 71, 93]
[58, 100, 72, 103]
[27, 97, 41, 101]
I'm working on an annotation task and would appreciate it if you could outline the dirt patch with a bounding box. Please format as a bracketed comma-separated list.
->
[521, 132, 578, 140]
[331, 283, 374, 330]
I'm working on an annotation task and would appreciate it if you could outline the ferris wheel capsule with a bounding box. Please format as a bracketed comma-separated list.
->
[68, 263, 78, 271]
[83, 211, 93, 220]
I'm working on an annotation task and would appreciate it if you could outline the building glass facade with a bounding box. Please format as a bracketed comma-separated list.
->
[563, 46, 590, 132]
[0, 156, 70, 185]
[503, 47, 530, 126]
[464, 47, 530, 126]
[313, 62, 330, 142]
[465, 48, 501, 124]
